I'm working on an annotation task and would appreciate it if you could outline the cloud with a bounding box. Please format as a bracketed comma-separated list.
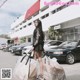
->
[0, 0, 37, 34]
[1, 0, 37, 14]
[0, 13, 16, 34]
[0, 9, 22, 17]
[0, 29, 3, 34]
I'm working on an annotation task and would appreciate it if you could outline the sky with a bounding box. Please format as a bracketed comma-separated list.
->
[0, 0, 37, 35]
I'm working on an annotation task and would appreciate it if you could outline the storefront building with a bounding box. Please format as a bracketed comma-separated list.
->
[10, 0, 80, 44]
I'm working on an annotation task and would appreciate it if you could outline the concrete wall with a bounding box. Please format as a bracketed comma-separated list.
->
[61, 18, 80, 29]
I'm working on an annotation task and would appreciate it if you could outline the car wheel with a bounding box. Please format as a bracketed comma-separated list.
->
[66, 54, 75, 64]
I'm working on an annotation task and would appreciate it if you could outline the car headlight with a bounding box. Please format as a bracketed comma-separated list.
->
[54, 52, 63, 54]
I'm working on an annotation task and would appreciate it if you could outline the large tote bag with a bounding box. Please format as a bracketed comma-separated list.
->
[13, 53, 30, 80]
[13, 51, 37, 80]
[37, 56, 66, 80]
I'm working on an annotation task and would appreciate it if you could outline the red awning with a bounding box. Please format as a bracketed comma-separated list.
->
[25, 0, 40, 20]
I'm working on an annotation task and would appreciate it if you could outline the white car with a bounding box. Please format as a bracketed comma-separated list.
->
[0, 43, 7, 50]
[44, 40, 62, 51]
[22, 45, 33, 54]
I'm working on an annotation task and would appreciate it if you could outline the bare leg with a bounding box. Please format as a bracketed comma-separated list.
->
[34, 51, 38, 60]
[34, 51, 44, 77]
[38, 51, 44, 76]
[33, 51, 36, 60]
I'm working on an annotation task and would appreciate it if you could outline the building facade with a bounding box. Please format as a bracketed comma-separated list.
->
[10, 0, 80, 44]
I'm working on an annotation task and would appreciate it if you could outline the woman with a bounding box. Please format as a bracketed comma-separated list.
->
[33, 19, 44, 78]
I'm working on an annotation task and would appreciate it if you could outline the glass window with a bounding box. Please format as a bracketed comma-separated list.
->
[62, 25, 80, 41]
[46, 13, 49, 17]
[28, 23, 32, 26]
[51, 10, 56, 14]
[23, 25, 26, 28]
[20, 28, 22, 30]
[41, 15, 45, 19]
[28, 38, 31, 42]
[62, 42, 77, 48]
[41, 13, 49, 19]
[23, 20, 26, 23]
[51, 5, 67, 14]
[77, 41, 80, 46]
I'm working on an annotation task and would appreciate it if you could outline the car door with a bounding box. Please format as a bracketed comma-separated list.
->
[76, 45, 80, 60]
[70, 41, 80, 60]
[74, 41, 80, 60]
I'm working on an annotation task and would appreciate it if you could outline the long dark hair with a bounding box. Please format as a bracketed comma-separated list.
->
[34, 19, 44, 40]
[34, 19, 43, 31]
[37, 19, 43, 31]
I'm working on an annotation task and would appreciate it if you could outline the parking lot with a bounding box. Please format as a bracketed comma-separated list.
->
[0, 50, 80, 80]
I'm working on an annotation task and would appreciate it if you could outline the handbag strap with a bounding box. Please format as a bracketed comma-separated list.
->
[25, 49, 33, 65]
[28, 58, 31, 78]
[20, 49, 32, 63]
[20, 54, 27, 62]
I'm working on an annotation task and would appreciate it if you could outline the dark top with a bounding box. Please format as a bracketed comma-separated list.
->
[33, 28, 44, 48]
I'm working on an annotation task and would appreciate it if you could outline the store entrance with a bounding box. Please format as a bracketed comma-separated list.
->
[62, 25, 80, 41]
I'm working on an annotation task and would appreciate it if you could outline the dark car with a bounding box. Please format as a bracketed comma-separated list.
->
[45, 40, 80, 64]
[13, 43, 29, 55]
[3, 44, 14, 52]
[9, 45, 19, 53]
[13, 45, 25, 55]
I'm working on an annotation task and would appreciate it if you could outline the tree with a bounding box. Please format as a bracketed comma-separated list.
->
[20, 37, 26, 43]
[0, 34, 10, 39]
[48, 27, 63, 40]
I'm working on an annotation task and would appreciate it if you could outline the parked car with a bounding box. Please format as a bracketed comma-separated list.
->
[13, 45, 25, 55]
[12, 43, 30, 55]
[44, 40, 63, 50]
[3, 44, 14, 52]
[22, 45, 33, 54]
[22, 40, 62, 55]
[0, 43, 7, 50]
[9, 45, 19, 53]
[45, 41, 80, 64]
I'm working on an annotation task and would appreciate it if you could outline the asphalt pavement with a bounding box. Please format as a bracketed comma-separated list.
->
[0, 50, 80, 80]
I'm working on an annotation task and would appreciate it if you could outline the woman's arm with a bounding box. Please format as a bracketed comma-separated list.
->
[33, 29, 40, 47]
[33, 30, 35, 47]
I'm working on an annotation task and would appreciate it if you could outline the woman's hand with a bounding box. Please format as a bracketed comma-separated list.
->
[32, 47, 34, 51]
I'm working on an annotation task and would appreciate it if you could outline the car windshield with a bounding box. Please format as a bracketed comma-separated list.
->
[61, 42, 77, 48]
[59, 41, 71, 47]
[44, 40, 62, 45]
